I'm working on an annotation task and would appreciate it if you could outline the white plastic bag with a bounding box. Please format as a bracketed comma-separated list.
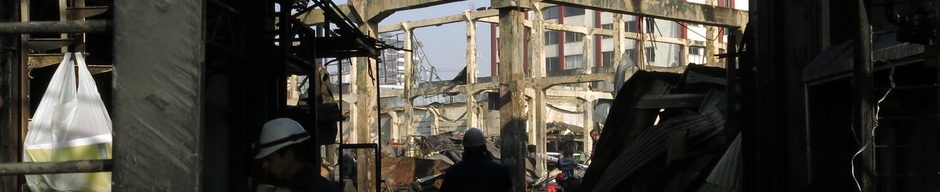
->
[24, 52, 112, 192]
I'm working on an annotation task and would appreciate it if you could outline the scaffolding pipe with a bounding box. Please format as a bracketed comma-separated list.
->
[0, 160, 113, 175]
[0, 20, 110, 33]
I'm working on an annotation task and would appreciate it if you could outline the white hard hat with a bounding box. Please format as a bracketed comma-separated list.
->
[255, 118, 310, 159]
[463, 128, 485, 148]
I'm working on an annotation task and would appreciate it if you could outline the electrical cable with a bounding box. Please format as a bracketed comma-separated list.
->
[850, 61, 895, 191]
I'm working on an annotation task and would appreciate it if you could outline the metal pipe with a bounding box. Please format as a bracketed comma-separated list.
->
[0, 160, 113, 175]
[0, 20, 110, 33]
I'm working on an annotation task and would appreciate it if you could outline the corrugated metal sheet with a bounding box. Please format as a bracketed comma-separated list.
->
[698, 134, 741, 192]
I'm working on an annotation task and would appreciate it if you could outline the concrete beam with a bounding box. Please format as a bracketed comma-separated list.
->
[349, 0, 462, 23]
[410, 82, 499, 99]
[529, 72, 614, 90]
[541, 0, 748, 28]
[298, 5, 359, 25]
[378, 9, 499, 33]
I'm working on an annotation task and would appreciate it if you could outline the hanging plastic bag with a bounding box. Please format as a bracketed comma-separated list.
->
[24, 52, 112, 192]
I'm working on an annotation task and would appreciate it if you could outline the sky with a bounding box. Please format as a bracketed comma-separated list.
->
[331, 0, 494, 79]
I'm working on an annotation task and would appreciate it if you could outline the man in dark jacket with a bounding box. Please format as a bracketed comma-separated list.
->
[439, 128, 512, 192]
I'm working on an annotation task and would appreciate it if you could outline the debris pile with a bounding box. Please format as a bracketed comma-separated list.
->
[381, 131, 519, 192]
[581, 65, 741, 192]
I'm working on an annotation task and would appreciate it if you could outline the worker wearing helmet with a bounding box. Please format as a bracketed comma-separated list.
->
[256, 118, 340, 192]
[439, 128, 511, 192]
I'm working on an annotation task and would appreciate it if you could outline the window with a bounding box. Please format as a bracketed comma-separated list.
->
[601, 24, 614, 39]
[545, 31, 559, 45]
[544, 7, 559, 19]
[645, 47, 655, 62]
[601, 51, 613, 66]
[564, 7, 585, 16]
[565, 32, 584, 43]
[625, 20, 638, 33]
[565, 54, 584, 69]
[546, 57, 561, 71]
[625, 48, 637, 62]
[689, 46, 704, 55]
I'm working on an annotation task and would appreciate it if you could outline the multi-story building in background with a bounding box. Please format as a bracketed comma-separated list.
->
[328, 33, 424, 94]
[490, 0, 743, 90]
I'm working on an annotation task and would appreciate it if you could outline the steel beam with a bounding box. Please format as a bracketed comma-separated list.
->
[0, 20, 110, 33]
[541, 0, 748, 28]
[0, 160, 112, 175]
[112, 0, 205, 190]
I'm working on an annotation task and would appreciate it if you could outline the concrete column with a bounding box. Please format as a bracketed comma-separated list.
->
[582, 31, 593, 90]
[402, 23, 415, 144]
[529, 2, 548, 180]
[637, 18, 647, 70]
[705, 25, 716, 66]
[582, 98, 594, 156]
[612, 14, 624, 74]
[497, 6, 528, 192]
[388, 110, 399, 143]
[354, 21, 379, 192]
[348, 56, 359, 142]
[431, 108, 441, 135]
[681, 40, 690, 67]
[465, 13, 478, 130]
[113, 0, 205, 189]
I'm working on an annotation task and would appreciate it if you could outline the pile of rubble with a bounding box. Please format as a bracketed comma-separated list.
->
[380, 131, 513, 192]
[581, 65, 741, 192]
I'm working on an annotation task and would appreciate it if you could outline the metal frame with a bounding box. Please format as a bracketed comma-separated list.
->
[337, 143, 381, 192]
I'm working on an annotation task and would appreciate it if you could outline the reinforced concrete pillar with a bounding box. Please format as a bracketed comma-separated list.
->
[402, 23, 415, 145]
[612, 14, 624, 72]
[529, 2, 548, 178]
[582, 30, 593, 90]
[354, 21, 379, 192]
[465, 13, 478, 130]
[495, 1, 530, 191]
[582, 98, 594, 156]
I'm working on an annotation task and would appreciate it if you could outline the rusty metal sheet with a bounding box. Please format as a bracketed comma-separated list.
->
[381, 157, 415, 185]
